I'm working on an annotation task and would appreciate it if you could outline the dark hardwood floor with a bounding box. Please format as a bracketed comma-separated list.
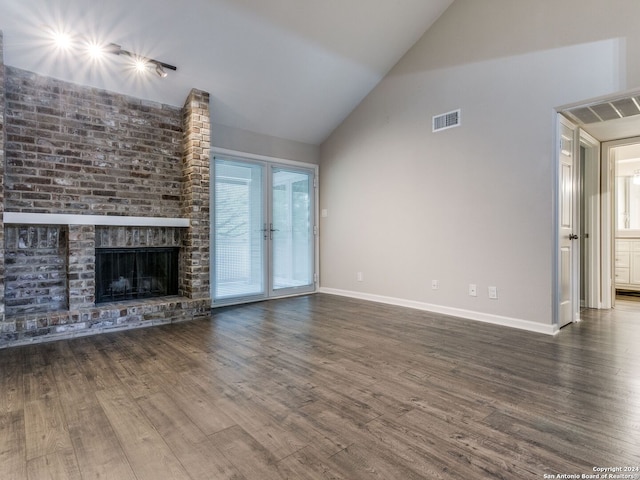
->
[1, 293, 639, 479]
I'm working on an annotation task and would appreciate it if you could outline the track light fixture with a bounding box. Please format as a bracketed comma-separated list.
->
[106, 43, 177, 77]
[43, 26, 177, 78]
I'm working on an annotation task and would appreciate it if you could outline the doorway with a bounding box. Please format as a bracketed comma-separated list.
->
[603, 138, 640, 308]
[558, 90, 640, 326]
[212, 154, 318, 305]
[556, 115, 600, 329]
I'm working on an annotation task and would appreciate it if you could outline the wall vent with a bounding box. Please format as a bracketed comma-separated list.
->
[432, 109, 461, 132]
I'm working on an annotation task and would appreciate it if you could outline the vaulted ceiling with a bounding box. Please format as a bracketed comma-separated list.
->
[0, 0, 454, 145]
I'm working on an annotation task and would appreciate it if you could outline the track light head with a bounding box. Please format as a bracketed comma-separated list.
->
[154, 62, 168, 78]
[105, 43, 122, 55]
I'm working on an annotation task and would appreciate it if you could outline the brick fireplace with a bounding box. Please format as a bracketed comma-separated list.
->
[0, 31, 212, 347]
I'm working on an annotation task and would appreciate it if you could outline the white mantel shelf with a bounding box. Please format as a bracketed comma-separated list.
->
[3, 212, 190, 227]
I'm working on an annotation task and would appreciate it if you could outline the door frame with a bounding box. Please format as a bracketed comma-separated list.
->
[210, 147, 320, 306]
[579, 130, 601, 308]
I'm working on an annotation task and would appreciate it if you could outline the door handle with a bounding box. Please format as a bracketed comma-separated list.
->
[569, 234, 579, 240]
[269, 223, 279, 240]
[262, 223, 280, 240]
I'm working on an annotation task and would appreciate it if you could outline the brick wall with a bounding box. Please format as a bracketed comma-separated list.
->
[95, 226, 182, 249]
[4, 225, 67, 315]
[0, 32, 6, 332]
[67, 225, 95, 310]
[0, 55, 212, 346]
[180, 90, 211, 300]
[4, 67, 183, 217]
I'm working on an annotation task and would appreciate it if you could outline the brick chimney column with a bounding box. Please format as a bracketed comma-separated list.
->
[180, 89, 211, 303]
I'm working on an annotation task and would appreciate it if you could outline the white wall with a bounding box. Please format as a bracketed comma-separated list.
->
[319, 0, 640, 331]
[212, 122, 319, 165]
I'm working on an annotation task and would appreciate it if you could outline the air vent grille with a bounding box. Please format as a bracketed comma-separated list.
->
[568, 107, 602, 125]
[589, 103, 621, 122]
[565, 94, 640, 125]
[611, 97, 640, 117]
[432, 109, 461, 132]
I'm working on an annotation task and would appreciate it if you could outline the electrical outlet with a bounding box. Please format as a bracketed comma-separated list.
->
[431, 280, 439, 290]
[357, 272, 364, 282]
[488, 286, 498, 299]
[469, 284, 477, 297]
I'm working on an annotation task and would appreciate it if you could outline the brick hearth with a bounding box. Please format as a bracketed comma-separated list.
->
[0, 31, 212, 347]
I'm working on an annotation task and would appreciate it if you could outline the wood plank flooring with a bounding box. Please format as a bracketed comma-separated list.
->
[1, 293, 639, 479]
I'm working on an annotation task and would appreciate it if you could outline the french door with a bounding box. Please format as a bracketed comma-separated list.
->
[212, 156, 316, 304]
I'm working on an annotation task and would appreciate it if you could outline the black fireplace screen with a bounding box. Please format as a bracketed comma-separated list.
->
[95, 248, 179, 303]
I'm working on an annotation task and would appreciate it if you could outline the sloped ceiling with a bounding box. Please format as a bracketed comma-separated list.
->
[0, 0, 454, 145]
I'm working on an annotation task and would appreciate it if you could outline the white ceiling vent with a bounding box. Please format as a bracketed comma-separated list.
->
[432, 109, 461, 132]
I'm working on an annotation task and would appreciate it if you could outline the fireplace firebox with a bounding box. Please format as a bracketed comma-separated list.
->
[96, 248, 179, 304]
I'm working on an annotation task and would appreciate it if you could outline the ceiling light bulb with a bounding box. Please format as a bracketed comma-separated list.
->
[87, 43, 104, 59]
[134, 58, 148, 73]
[52, 31, 72, 50]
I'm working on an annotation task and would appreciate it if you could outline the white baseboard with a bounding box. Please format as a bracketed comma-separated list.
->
[318, 287, 558, 336]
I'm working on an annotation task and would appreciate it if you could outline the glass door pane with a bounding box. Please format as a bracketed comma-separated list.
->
[271, 167, 314, 293]
[214, 159, 265, 301]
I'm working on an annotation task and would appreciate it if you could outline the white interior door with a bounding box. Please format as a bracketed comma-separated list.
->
[213, 156, 317, 304]
[558, 115, 579, 328]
